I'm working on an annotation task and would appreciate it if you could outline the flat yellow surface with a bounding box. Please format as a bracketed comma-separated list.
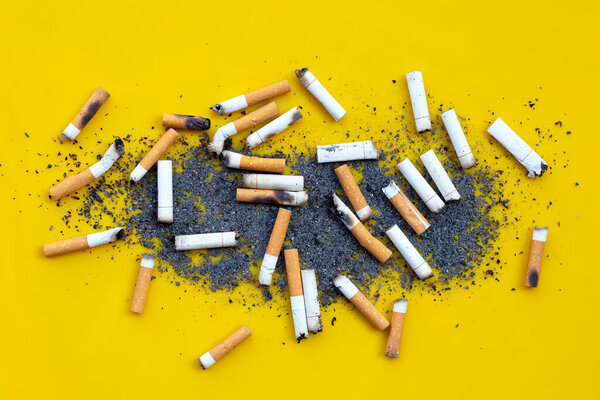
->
[1, 1, 599, 399]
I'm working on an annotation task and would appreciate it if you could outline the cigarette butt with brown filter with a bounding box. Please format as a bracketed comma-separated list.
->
[198, 325, 252, 369]
[220, 150, 285, 174]
[210, 80, 290, 115]
[130, 255, 155, 314]
[525, 226, 548, 288]
[284, 249, 309, 342]
[333, 275, 389, 330]
[258, 208, 292, 286]
[334, 164, 373, 221]
[385, 299, 407, 358]
[237, 188, 308, 207]
[43, 227, 125, 257]
[162, 113, 210, 131]
[129, 128, 179, 184]
[382, 181, 430, 235]
[62, 87, 110, 141]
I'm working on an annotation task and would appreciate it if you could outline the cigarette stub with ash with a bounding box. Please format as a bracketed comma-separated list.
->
[129, 128, 179, 184]
[198, 325, 252, 370]
[331, 194, 392, 263]
[162, 113, 210, 131]
[487, 117, 548, 178]
[210, 80, 290, 115]
[49, 138, 125, 200]
[441, 108, 476, 169]
[284, 249, 309, 342]
[237, 188, 308, 206]
[62, 87, 110, 141]
[258, 208, 292, 286]
[333, 275, 389, 330]
[525, 226, 548, 288]
[221, 151, 285, 174]
[335, 164, 373, 221]
[382, 181, 430, 235]
[175, 232, 238, 250]
[301, 269, 323, 333]
[157, 160, 173, 223]
[397, 158, 445, 213]
[295, 68, 346, 121]
[208, 102, 280, 155]
[242, 174, 303, 191]
[420, 149, 461, 202]
[386, 225, 433, 280]
[246, 107, 303, 150]
[316, 141, 379, 163]
[385, 299, 407, 358]
[43, 227, 126, 257]
[130, 254, 155, 314]
[406, 71, 430, 133]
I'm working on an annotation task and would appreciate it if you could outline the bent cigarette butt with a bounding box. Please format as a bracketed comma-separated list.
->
[487, 118, 548, 178]
[333, 275, 389, 330]
[221, 151, 285, 174]
[175, 232, 238, 250]
[316, 141, 379, 164]
[386, 225, 433, 280]
[385, 299, 407, 358]
[43, 227, 125, 257]
[406, 71, 430, 133]
[130, 254, 155, 314]
[258, 208, 292, 286]
[420, 149, 461, 201]
[441, 108, 476, 169]
[331, 194, 392, 263]
[62, 87, 110, 141]
[237, 188, 308, 206]
[397, 158, 445, 213]
[242, 174, 303, 191]
[210, 80, 290, 115]
[525, 226, 548, 288]
[157, 160, 173, 223]
[50, 138, 125, 200]
[129, 128, 179, 184]
[382, 181, 430, 235]
[246, 107, 303, 149]
[334, 164, 373, 221]
[162, 113, 210, 131]
[295, 68, 346, 121]
[284, 249, 309, 342]
[301, 269, 323, 333]
[198, 325, 252, 370]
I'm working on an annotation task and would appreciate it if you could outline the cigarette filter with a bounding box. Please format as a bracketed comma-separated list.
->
[385, 299, 407, 358]
[157, 160, 173, 223]
[487, 118, 548, 178]
[208, 102, 280, 154]
[284, 249, 309, 342]
[419, 149, 461, 201]
[334, 164, 373, 221]
[440, 108, 476, 169]
[221, 151, 286, 174]
[406, 71, 431, 133]
[237, 188, 308, 206]
[162, 113, 210, 131]
[49, 138, 125, 200]
[386, 225, 433, 280]
[397, 158, 445, 213]
[210, 80, 290, 115]
[333, 275, 389, 330]
[301, 269, 323, 333]
[43, 227, 125, 257]
[258, 208, 292, 286]
[246, 107, 303, 149]
[331, 194, 392, 263]
[198, 325, 252, 370]
[316, 141, 379, 163]
[382, 181, 430, 235]
[242, 174, 304, 191]
[130, 254, 155, 314]
[175, 232, 238, 250]
[525, 226, 548, 288]
[295, 68, 346, 121]
[129, 128, 180, 184]
[62, 87, 110, 141]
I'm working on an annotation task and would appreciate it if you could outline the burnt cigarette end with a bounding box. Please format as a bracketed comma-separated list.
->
[289, 109, 303, 125]
[331, 195, 354, 227]
[114, 137, 125, 155]
[385, 350, 399, 358]
[294, 68, 308, 79]
[115, 228, 127, 241]
[537, 162, 549, 177]
[296, 333, 308, 343]
[219, 152, 229, 165]
[210, 104, 222, 112]
[528, 270, 539, 288]
[183, 115, 211, 131]
[79, 101, 102, 127]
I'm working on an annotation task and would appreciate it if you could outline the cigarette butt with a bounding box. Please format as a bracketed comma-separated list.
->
[175, 232, 238, 250]
[198, 325, 252, 369]
[333, 275, 389, 330]
[237, 188, 308, 206]
[295, 68, 346, 121]
[441, 108, 476, 169]
[130, 129, 180, 184]
[130, 254, 155, 314]
[162, 113, 210, 131]
[334, 164, 373, 221]
[301, 269, 323, 333]
[382, 181, 430, 235]
[316, 141, 378, 163]
[221, 151, 286, 174]
[386, 225, 433, 280]
[210, 80, 290, 115]
[43, 227, 125, 257]
[406, 71, 430, 133]
[284, 249, 309, 341]
[525, 226, 548, 288]
[241, 174, 303, 191]
[62, 87, 110, 141]
[385, 299, 407, 358]
[246, 107, 303, 149]
[157, 160, 173, 223]
[419, 149, 461, 201]
[397, 158, 445, 213]
[258, 208, 292, 286]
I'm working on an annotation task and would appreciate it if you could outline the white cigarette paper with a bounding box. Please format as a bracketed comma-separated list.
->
[301, 269, 323, 333]
[208, 122, 238, 155]
[246, 107, 303, 149]
[241, 174, 304, 191]
[295, 68, 346, 121]
[157, 160, 173, 223]
[486, 118, 548, 178]
[290, 295, 309, 341]
[90, 139, 125, 178]
[406, 71, 431, 132]
[175, 232, 238, 250]
[419, 150, 460, 201]
[85, 227, 124, 247]
[386, 225, 433, 280]
[397, 158, 445, 213]
[316, 141, 379, 163]
[441, 108, 476, 169]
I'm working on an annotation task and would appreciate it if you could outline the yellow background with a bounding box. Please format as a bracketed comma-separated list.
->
[1, 1, 599, 398]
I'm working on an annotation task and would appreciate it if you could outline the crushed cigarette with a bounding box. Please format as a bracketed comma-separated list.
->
[220, 150, 285, 174]
[241, 174, 303, 191]
[210, 80, 290, 115]
[441, 108, 476, 169]
[162, 113, 210, 131]
[236, 188, 308, 206]
[406, 71, 430, 133]
[316, 141, 379, 163]
[62, 87, 110, 141]
[301, 269, 323, 333]
[385, 299, 407, 358]
[43, 227, 125, 257]
[382, 181, 430, 235]
[295, 68, 346, 121]
[258, 208, 292, 286]
[397, 158, 445, 213]
[386, 224, 433, 280]
[420, 149, 461, 201]
[130, 254, 155, 314]
[284, 249, 309, 342]
[334, 164, 373, 221]
[525, 226, 548, 288]
[157, 160, 173, 223]
[246, 107, 302, 150]
[198, 325, 252, 370]
[129, 128, 179, 184]
[175, 232, 238, 250]
[333, 275, 389, 330]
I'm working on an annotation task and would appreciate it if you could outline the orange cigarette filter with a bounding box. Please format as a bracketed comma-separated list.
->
[162, 113, 210, 131]
[258, 208, 292, 285]
[334, 164, 373, 221]
[284, 249, 303, 297]
[382, 181, 430, 235]
[525, 226, 548, 288]
[130, 255, 155, 314]
[333, 275, 389, 330]
[62, 87, 110, 140]
[245, 81, 290, 106]
[233, 102, 280, 132]
[385, 299, 407, 358]
[129, 128, 180, 183]
[198, 325, 252, 369]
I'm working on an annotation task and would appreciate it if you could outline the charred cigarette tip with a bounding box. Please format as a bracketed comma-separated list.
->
[525, 226, 548, 288]
[294, 68, 308, 79]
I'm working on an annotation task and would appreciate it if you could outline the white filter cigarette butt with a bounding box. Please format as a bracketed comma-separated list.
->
[210, 80, 290, 115]
[43, 227, 125, 257]
[236, 188, 308, 206]
[129, 129, 179, 184]
[316, 141, 379, 163]
[157, 160, 173, 223]
[525, 226, 548, 288]
[406, 71, 430, 133]
[130, 254, 155, 314]
[198, 325, 252, 370]
[241, 174, 304, 191]
[334, 164, 373, 221]
[386, 225, 433, 280]
[301, 269, 323, 333]
[382, 181, 430, 235]
[246, 107, 303, 149]
[258, 208, 292, 286]
[175, 232, 238, 250]
[420, 149, 461, 201]
[441, 108, 476, 169]
[295, 68, 346, 121]
[333, 275, 389, 330]
[284, 249, 309, 342]
[397, 158, 445, 213]
[62, 87, 110, 140]
[385, 299, 407, 358]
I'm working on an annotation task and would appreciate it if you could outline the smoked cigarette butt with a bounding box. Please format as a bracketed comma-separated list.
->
[334, 164, 373, 221]
[397, 158, 445, 213]
[43, 227, 125, 257]
[246, 107, 303, 149]
[525, 226, 548, 288]
[130, 254, 155, 314]
[441, 108, 476, 169]
[333, 275, 389, 330]
[129, 129, 179, 184]
[258, 208, 292, 286]
[236, 188, 308, 206]
[295, 68, 346, 121]
[210, 80, 290, 115]
[157, 160, 173, 223]
[420, 149, 461, 201]
[406, 71, 430, 133]
[62, 87, 110, 141]
[385, 299, 407, 358]
[162, 113, 210, 131]
[386, 225, 433, 280]
[241, 174, 303, 191]
[175, 232, 238, 250]
[221, 150, 285, 174]
[316, 141, 378, 163]
[382, 181, 430, 235]
[198, 325, 252, 369]
[284, 249, 309, 341]
[301, 269, 323, 333]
